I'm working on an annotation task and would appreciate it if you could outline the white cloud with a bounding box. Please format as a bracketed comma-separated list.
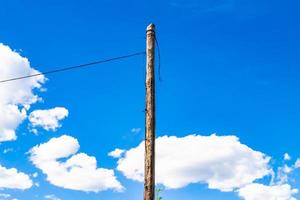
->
[274, 156, 300, 185]
[0, 165, 32, 190]
[238, 183, 298, 200]
[30, 128, 38, 135]
[284, 153, 291, 161]
[44, 194, 61, 200]
[276, 164, 293, 184]
[28, 107, 68, 132]
[32, 172, 38, 178]
[283, 165, 293, 174]
[108, 148, 125, 158]
[116, 134, 271, 191]
[131, 128, 141, 134]
[3, 148, 13, 154]
[295, 159, 300, 169]
[0, 43, 45, 142]
[29, 135, 123, 192]
[0, 193, 11, 198]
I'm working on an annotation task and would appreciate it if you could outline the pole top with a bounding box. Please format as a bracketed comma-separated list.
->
[146, 23, 155, 32]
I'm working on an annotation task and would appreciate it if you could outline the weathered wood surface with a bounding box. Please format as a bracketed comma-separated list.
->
[144, 23, 156, 200]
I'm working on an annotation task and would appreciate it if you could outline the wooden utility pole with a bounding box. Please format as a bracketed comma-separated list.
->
[144, 23, 156, 200]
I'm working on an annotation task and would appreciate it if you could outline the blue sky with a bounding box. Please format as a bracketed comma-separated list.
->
[0, 0, 300, 199]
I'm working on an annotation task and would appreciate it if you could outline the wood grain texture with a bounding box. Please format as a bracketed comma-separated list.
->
[144, 23, 156, 200]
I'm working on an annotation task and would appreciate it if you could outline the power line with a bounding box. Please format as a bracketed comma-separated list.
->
[154, 34, 162, 81]
[0, 51, 146, 84]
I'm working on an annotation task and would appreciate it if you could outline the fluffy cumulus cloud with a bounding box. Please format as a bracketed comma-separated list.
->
[238, 183, 298, 200]
[29, 135, 123, 192]
[108, 148, 125, 158]
[284, 153, 291, 161]
[115, 134, 271, 191]
[0, 43, 45, 142]
[0, 165, 32, 190]
[28, 107, 68, 132]
[240, 154, 300, 200]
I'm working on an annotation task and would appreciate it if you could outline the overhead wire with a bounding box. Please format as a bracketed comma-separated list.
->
[154, 35, 162, 81]
[0, 51, 146, 84]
